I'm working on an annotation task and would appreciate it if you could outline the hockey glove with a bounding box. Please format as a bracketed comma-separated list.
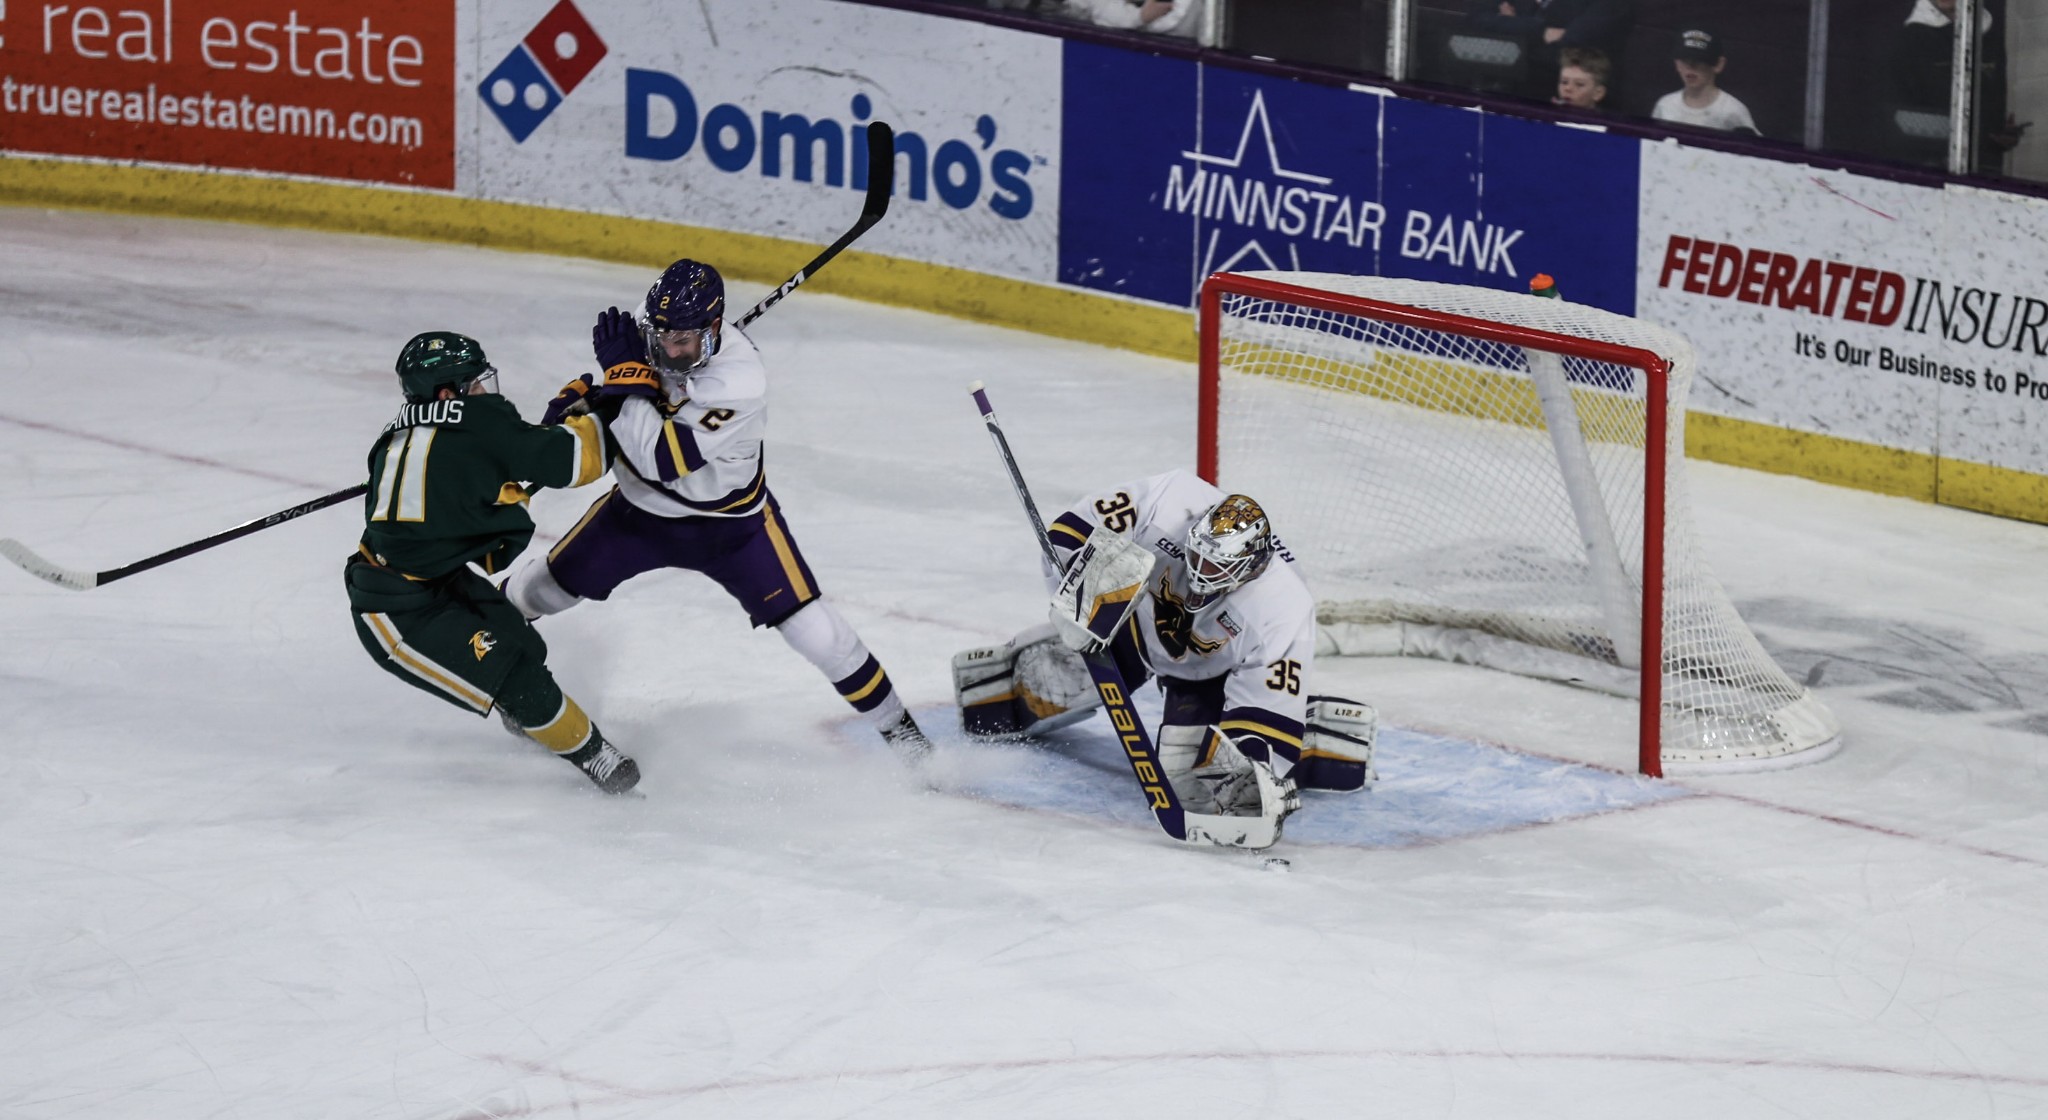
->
[592, 307, 663, 400]
[592, 306, 647, 369]
[540, 374, 596, 426]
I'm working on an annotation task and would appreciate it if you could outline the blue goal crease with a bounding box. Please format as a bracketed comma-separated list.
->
[858, 705, 1696, 851]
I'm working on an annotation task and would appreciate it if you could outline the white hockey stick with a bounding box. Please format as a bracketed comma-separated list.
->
[968, 380, 1291, 850]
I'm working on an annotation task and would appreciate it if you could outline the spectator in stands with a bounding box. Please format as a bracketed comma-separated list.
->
[1890, 0, 2023, 173]
[1464, 0, 1634, 100]
[1651, 28, 1760, 135]
[1052, 0, 1204, 39]
[1553, 46, 1611, 111]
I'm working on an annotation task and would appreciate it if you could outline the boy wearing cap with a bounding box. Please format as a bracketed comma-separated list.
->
[1652, 28, 1759, 134]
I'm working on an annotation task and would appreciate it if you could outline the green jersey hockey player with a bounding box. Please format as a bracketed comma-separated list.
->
[342, 331, 635, 793]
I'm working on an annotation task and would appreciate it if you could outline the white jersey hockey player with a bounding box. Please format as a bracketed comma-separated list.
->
[954, 468, 1377, 817]
[506, 258, 933, 766]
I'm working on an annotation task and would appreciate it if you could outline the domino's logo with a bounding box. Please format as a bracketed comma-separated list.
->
[479, 0, 607, 142]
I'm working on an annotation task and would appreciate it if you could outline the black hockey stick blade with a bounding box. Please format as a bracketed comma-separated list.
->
[966, 380, 1288, 850]
[733, 121, 895, 331]
[1, 483, 368, 591]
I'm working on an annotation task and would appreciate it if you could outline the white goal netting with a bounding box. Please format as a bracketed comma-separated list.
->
[1206, 272, 1839, 773]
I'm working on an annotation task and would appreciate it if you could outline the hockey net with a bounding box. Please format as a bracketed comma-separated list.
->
[1199, 271, 1839, 775]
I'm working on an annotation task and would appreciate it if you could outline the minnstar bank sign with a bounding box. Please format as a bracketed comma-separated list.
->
[1165, 91, 1527, 279]
[1061, 44, 1641, 312]
[477, 0, 1040, 222]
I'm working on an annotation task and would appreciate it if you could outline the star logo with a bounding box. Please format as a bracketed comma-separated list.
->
[1161, 89, 1385, 284]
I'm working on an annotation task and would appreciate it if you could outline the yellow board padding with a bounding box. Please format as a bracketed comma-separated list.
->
[0, 155, 1197, 361]
[1683, 412, 1935, 502]
[9, 154, 2047, 525]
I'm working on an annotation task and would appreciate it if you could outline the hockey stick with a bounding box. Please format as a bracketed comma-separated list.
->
[3, 126, 896, 593]
[967, 381, 1289, 850]
[1, 484, 368, 591]
[732, 121, 895, 332]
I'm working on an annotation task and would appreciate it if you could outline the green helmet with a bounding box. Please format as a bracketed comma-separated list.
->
[395, 331, 494, 401]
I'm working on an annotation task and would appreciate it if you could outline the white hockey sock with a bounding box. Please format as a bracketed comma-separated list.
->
[505, 555, 581, 619]
[777, 599, 904, 728]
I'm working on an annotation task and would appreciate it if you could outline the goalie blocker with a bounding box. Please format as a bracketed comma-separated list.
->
[954, 632, 1379, 794]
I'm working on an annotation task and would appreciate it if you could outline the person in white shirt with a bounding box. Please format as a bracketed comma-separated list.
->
[1651, 27, 1760, 135]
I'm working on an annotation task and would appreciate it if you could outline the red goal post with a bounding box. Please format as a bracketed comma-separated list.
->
[1197, 270, 1839, 777]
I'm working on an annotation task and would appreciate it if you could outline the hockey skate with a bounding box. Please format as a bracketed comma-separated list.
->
[880, 712, 935, 768]
[562, 734, 641, 794]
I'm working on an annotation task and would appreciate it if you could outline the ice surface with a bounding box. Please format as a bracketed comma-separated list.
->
[4, 209, 2047, 1118]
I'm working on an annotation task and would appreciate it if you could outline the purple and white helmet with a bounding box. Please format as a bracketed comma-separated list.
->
[640, 259, 726, 376]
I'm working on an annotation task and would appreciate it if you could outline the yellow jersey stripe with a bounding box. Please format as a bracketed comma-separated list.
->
[1050, 521, 1089, 543]
[363, 612, 492, 711]
[564, 414, 607, 486]
[661, 420, 693, 479]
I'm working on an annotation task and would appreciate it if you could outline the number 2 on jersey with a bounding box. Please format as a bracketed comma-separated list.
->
[370, 428, 437, 522]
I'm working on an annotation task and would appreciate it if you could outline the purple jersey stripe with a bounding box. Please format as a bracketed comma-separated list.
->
[652, 419, 709, 481]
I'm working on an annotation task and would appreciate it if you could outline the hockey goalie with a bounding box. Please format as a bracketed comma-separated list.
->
[953, 468, 1380, 824]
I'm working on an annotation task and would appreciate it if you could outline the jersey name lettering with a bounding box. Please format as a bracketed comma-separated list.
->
[385, 399, 465, 432]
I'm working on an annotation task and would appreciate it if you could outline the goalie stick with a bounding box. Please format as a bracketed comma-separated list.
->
[2, 123, 901, 593]
[968, 380, 1291, 851]
[0, 484, 369, 591]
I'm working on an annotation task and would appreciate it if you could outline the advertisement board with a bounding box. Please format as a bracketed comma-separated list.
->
[1637, 142, 2048, 481]
[1056, 42, 1641, 314]
[468, 0, 1061, 283]
[0, 0, 454, 187]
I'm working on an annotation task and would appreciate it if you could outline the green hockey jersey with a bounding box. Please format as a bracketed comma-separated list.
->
[358, 394, 607, 579]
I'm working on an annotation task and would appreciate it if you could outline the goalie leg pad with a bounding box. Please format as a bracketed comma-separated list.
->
[954, 624, 1100, 738]
[1298, 695, 1380, 792]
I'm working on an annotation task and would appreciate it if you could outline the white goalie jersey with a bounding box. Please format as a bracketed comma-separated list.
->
[1047, 468, 1317, 766]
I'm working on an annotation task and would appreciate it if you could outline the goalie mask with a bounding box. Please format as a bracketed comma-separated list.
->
[641, 258, 726, 378]
[1185, 494, 1274, 605]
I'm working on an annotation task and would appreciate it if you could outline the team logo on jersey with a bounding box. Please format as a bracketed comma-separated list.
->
[479, 1, 608, 143]
[1151, 578, 1225, 660]
[470, 631, 498, 660]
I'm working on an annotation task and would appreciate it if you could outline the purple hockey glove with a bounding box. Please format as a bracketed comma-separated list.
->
[592, 306, 648, 371]
[540, 374, 596, 426]
[591, 306, 661, 401]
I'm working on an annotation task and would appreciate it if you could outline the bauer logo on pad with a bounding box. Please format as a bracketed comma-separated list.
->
[479, 1, 609, 143]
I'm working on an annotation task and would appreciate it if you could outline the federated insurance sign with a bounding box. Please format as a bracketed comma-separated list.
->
[0, 0, 454, 187]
